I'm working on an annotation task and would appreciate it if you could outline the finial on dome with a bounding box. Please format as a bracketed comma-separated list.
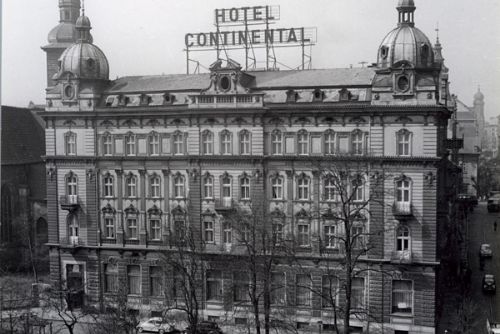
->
[75, 1, 92, 43]
[435, 22, 440, 43]
[82, 0, 85, 15]
[397, 0, 416, 27]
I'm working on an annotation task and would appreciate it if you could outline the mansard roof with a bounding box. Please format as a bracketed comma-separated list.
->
[106, 67, 376, 94]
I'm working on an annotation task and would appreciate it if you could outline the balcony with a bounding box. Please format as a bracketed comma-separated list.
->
[60, 236, 84, 247]
[392, 202, 412, 219]
[60, 195, 80, 211]
[391, 250, 412, 264]
[215, 198, 235, 212]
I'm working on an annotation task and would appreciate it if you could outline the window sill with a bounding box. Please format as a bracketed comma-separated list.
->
[390, 312, 413, 317]
[270, 199, 286, 202]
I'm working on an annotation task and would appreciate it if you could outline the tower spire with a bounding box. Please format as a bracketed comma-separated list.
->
[397, 0, 416, 27]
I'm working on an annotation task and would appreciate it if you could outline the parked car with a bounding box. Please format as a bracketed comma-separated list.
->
[137, 317, 182, 333]
[487, 197, 500, 213]
[483, 274, 496, 293]
[480, 244, 493, 258]
[185, 321, 223, 334]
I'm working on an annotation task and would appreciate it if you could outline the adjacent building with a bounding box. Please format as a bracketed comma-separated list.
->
[40, 1, 456, 333]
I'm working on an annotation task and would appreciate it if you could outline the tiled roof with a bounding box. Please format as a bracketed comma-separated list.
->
[106, 67, 376, 94]
[1, 106, 45, 165]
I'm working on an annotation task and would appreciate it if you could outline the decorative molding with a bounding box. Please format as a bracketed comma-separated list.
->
[147, 205, 163, 217]
[146, 119, 161, 127]
[395, 116, 413, 126]
[268, 117, 285, 125]
[171, 205, 186, 216]
[170, 118, 186, 126]
[122, 119, 137, 128]
[124, 204, 138, 216]
[102, 203, 116, 215]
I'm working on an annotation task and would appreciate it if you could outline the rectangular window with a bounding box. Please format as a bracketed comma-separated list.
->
[233, 271, 249, 302]
[149, 219, 161, 240]
[126, 177, 137, 198]
[174, 220, 185, 241]
[271, 132, 282, 155]
[149, 134, 160, 155]
[206, 270, 222, 302]
[297, 223, 310, 246]
[103, 136, 113, 156]
[351, 225, 364, 250]
[285, 136, 295, 154]
[296, 274, 311, 306]
[126, 135, 136, 156]
[104, 176, 114, 198]
[271, 272, 285, 305]
[324, 225, 337, 248]
[240, 131, 251, 155]
[204, 221, 214, 243]
[396, 180, 411, 203]
[65, 133, 76, 155]
[240, 178, 250, 200]
[397, 131, 411, 156]
[351, 277, 365, 309]
[105, 217, 115, 239]
[298, 178, 310, 200]
[392, 280, 413, 313]
[127, 265, 141, 295]
[150, 266, 163, 297]
[324, 178, 335, 201]
[204, 177, 213, 199]
[150, 177, 161, 198]
[138, 138, 147, 154]
[311, 136, 322, 154]
[338, 135, 349, 154]
[173, 133, 184, 155]
[174, 177, 185, 198]
[105, 264, 118, 293]
[114, 138, 124, 155]
[324, 132, 335, 155]
[298, 132, 309, 155]
[202, 132, 213, 155]
[221, 132, 232, 155]
[322, 275, 338, 308]
[352, 132, 364, 155]
[223, 221, 232, 244]
[127, 218, 138, 239]
[271, 177, 283, 200]
[273, 222, 284, 245]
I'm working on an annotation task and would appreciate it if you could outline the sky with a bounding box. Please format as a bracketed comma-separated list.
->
[2, 0, 500, 121]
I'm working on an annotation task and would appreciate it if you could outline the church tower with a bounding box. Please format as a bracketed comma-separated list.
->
[473, 86, 485, 146]
[41, 0, 86, 87]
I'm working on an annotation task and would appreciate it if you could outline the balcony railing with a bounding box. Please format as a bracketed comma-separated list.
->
[392, 202, 412, 218]
[60, 195, 80, 211]
[60, 236, 84, 247]
[215, 198, 234, 212]
[391, 250, 412, 264]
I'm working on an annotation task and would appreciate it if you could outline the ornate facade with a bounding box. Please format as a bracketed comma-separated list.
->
[40, 1, 455, 333]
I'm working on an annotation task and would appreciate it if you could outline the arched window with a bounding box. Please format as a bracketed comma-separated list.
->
[396, 226, 410, 251]
[351, 130, 364, 155]
[239, 130, 251, 155]
[203, 174, 214, 199]
[173, 174, 185, 198]
[202, 130, 214, 155]
[103, 174, 114, 198]
[397, 129, 412, 156]
[240, 176, 250, 200]
[324, 130, 335, 155]
[271, 130, 283, 155]
[297, 130, 309, 155]
[271, 176, 284, 200]
[102, 133, 113, 156]
[297, 174, 310, 200]
[148, 132, 160, 156]
[220, 130, 232, 155]
[125, 174, 137, 198]
[125, 133, 136, 156]
[65, 131, 77, 155]
[150, 175, 161, 198]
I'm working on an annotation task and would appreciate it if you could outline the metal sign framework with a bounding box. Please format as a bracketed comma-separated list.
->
[184, 5, 317, 74]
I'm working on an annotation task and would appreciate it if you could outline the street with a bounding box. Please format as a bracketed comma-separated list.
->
[469, 202, 500, 324]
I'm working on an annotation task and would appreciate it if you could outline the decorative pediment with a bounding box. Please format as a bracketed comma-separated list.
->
[339, 88, 353, 102]
[395, 116, 413, 126]
[171, 205, 186, 216]
[296, 208, 310, 219]
[201, 208, 216, 217]
[146, 119, 161, 127]
[268, 117, 285, 125]
[100, 119, 114, 128]
[201, 59, 255, 94]
[101, 203, 116, 215]
[231, 117, 248, 125]
[63, 119, 77, 127]
[295, 117, 311, 125]
[322, 208, 337, 220]
[270, 207, 285, 218]
[322, 117, 338, 124]
[170, 118, 186, 126]
[147, 205, 163, 217]
[204, 118, 220, 125]
[349, 116, 366, 125]
[122, 119, 137, 128]
[124, 204, 138, 216]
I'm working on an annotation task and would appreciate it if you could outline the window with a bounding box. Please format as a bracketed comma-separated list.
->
[396, 179, 411, 203]
[351, 131, 364, 155]
[240, 177, 250, 200]
[103, 175, 114, 198]
[223, 221, 232, 244]
[173, 272, 184, 300]
[127, 265, 141, 295]
[324, 224, 337, 249]
[206, 270, 222, 302]
[221, 130, 232, 155]
[271, 130, 283, 155]
[239, 130, 251, 155]
[392, 280, 413, 313]
[149, 219, 161, 240]
[203, 176, 213, 199]
[324, 177, 336, 201]
[150, 266, 163, 297]
[222, 176, 232, 199]
[298, 130, 309, 155]
[296, 274, 311, 306]
[174, 220, 185, 242]
[67, 174, 77, 196]
[271, 272, 286, 305]
[104, 217, 115, 239]
[68, 214, 79, 238]
[240, 224, 250, 243]
[127, 218, 138, 239]
[351, 277, 365, 309]
[150, 176, 161, 198]
[273, 222, 284, 244]
[174, 175, 185, 198]
[271, 177, 283, 200]
[105, 264, 118, 293]
[233, 271, 249, 302]
[204, 220, 214, 243]
[396, 226, 410, 251]
[125, 133, 136, 156]
[103, 134, 113, 155]
[126, 175, 137, 198]
[351, 177, 364, 202]
[322, 275, 338, 308]
[202, 130, 214, 155]
[324, 131, 335, 155]
[297, 176, 310, 200]
[149, 132, 160, 156]
[351, 225, 364, 250]
[297, 222, 310, 247]
[173, 132, 184, 155]
[65, 132, 76, 155]
[397, 130, 411, 156]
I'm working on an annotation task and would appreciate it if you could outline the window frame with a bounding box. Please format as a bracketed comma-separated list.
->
[125, 174, 137, 198]
[239, 130, 251, 155]
[202, 130, 214, 155]
[66, 174, 78, 196]
[271, 272, 286, 305]
[324, 130, 336, 155]
[126, 217, 138, 240]
[351, 277, 365, 309]
[221, 176, 232, 199]
[297, 175, 310, 201]
[125, 133, 136, 156]
[149, 266, 164, 297]
[203, 175, 214, 199]
[104, 217, 115, 239]
[220, 130, 233, 155]
[148, 132, 160, 156]
[271, 176, 284, 200]
[323, 176, 336, 202]
[65, 131, 77, 156]
[102, 133, 113, 156]
[391, 280, 413, 314]
[206, 270, 223, 302]
[295, 274, 311, 307]
[223, 221, 232, 244]
[297, 221, 310, 247]
[127, 265, 141, 295]
[297, 130, 309, 155]
[321, 275, 339, 308]
[104, 263, 118, 293]
[173, 174, 185, 199]
[172, 131, 184, 155]
[150, 175, 161, 198]
[323, 223, 337, 249]
[351, 130, 364, 156]
[103, 174, 114, 198]
[149, 218, 161, 241]
[271, 130, 283, 155]
[240, 176, 250, 200]
[204, 220, 214, 243]
[396, 225, 411, 251]
[233, 271, 250, 302]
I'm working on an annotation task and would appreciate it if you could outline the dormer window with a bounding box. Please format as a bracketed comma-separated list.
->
[219, 75, 231, 92]
[64, 85, 75, 100]
[421, 44, 429, 64]
[313, 89, 324, 102]
[286, 90, 298, 103]
[380, 46, 389, 59]
[397, 75, 410, 92]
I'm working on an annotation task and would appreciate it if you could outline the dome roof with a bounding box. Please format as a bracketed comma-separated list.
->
[57, 42, 109, 80]
[474, 89, 484, 100]
[47, 22, 78, 44]
[398, 0, 415, 8]
[76, 14, 91, 29]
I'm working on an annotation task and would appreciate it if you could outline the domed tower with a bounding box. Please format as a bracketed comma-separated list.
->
[49, 7, 109, 111]
[41, 0, 93, 87]
[473, 87, 485, 136]
[373, 0, 442, 103]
